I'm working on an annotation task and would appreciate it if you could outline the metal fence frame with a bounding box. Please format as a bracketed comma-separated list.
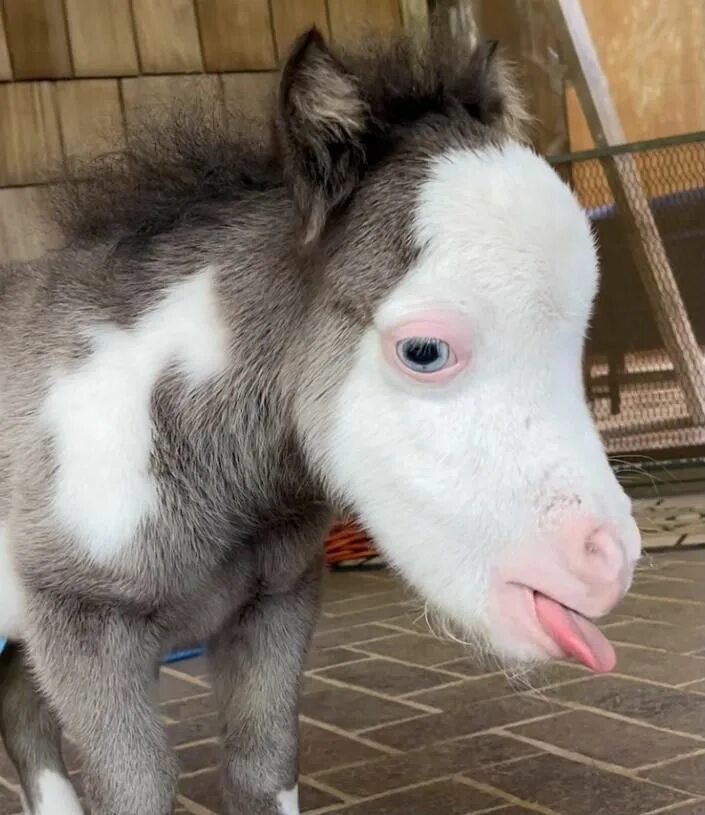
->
[549, 132, 705, 465]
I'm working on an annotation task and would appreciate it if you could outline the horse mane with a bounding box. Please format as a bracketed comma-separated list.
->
[47, 27, 528, 249]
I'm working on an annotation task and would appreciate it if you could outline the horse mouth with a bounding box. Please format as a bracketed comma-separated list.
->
[530, 589, 616, 673]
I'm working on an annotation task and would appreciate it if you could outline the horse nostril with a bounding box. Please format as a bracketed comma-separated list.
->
[581, 526, 624, 583]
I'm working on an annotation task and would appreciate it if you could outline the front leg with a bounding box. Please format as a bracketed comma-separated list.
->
[0, 642, 82, 815]
[210, 553, 323, 815]
[25, 598, 178, 815]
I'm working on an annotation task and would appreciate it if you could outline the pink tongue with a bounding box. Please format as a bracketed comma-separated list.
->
[534, 593, 616, 673]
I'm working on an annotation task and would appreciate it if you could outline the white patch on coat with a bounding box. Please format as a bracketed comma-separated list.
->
[0, 523, 26, 639]
[322, 142, 636, 662]
[276, 785, 299, 815]
[34, 769, 84, 815]
[42, 268, 229, 564]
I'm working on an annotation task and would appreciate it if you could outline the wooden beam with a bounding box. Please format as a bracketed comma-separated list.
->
[426, 0, 479, 42]
[399, 0, 430, 33]
[549, 0, 705, 425]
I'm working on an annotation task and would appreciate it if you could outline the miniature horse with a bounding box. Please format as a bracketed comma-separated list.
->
[0, 27, 640, 815]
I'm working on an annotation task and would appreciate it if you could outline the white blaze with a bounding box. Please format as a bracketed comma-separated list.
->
[42, 268, 229, 564]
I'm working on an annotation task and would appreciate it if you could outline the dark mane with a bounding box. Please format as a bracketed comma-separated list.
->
[48, 28, 527, 248]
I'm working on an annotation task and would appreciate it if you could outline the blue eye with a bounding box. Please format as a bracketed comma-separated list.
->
[396, 337, 450, 373]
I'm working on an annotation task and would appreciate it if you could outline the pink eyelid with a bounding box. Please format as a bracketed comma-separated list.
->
[380, 310, 472, 383]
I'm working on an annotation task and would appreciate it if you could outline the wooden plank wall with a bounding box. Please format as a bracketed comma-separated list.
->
[473, 0, 571, 157]
[563, 0, 705, 209]
[0, 0, 403, 262]
[2, 1, 703, 259]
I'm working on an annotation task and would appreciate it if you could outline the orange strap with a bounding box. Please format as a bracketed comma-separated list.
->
[325, 522, 380, 565]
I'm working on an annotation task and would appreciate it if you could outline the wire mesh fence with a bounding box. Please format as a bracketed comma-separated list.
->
[550, 132, 705, 461]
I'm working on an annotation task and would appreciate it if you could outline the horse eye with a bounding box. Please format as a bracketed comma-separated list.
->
[396, 337, 451, 373]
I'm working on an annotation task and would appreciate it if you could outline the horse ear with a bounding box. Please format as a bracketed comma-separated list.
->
[277, 28, 370, 244]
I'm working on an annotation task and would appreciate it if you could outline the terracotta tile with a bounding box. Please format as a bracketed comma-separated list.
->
[408, 674, 522, 708]
[178, 768, 222, 810]
[326, 779, 503, 815]
[651, 561, 705, 581]
[613, 645, 705, 685]
[610, 620, 705, 654]
[317, 733, 537, 797]
[313, 623, 399, 650]
[377, 613, 439, 635]
[548, 676, 705, 736]
[167, 655, 209, 679]
[300, 782, 344, 812]
[323, 571, 395, 595]
[299, 720, 388, 775]
[489, 809, 546, 814]
[181, 771, 340, 812]
[316, 656, 462, 697]
[643, 752, 705, 796]
[161, 693, 216, 722]
[656, 802, 705, 815]
[466, 752, 687, 815]
[349, 632, 471, 666]
[168, 713, 220, 747]
[324, 588, 412, 616]
[177, 739, 220, 774]
[159, 670, 208, 703]
[300, 686, 427, 732]
[428, 655, 500, 677]
[510, 708, 702, 768]
[368, 696, 558, 750]
[666, 550, 705, 561]
[316, 603, 414, 632]
[615, 595, 705, 626]
[306, 647, 371, 671]
[633, 579, 705, 603]
[302, 675, 335, 696]
[4, 556, 705, 812]
[0, 785, 22, 813]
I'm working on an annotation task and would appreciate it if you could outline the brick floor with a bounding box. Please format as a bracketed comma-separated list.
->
[3, 503, 705, 813]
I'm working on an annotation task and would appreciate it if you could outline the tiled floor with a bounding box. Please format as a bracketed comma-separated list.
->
[2, 493, 705, 814]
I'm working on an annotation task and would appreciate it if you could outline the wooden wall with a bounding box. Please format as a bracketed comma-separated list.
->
[562, 0, 705, 210]
[0, 0, 405, 262]
[2, 1, 704, 260]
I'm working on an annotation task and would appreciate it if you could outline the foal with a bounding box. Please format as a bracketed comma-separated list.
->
[0, 27, 639, 815]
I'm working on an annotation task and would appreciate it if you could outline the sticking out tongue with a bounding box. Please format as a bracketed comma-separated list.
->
[534, 592, 616, 673]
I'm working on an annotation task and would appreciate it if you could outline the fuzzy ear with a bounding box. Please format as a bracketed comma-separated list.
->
[460, 38, 529, 140]
[277, 28, 370, 244]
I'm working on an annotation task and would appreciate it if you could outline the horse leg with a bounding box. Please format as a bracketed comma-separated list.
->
[0, 641, 82, 815]
[210, 551, 323, 815]
[24, 602, 178, 815]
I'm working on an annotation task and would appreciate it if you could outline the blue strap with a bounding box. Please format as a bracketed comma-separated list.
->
[0, 638, 203, 663]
